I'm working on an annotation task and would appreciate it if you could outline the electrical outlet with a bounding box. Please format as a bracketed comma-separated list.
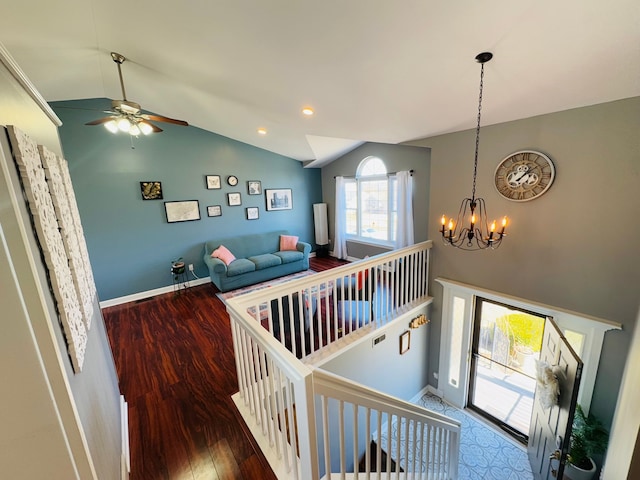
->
[188, 264, 194, 271]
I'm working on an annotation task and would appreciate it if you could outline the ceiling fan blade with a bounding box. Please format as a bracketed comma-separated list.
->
[85, 117, 115, 126]
[55, 105, 117, 115]
[143, 114, 189, 126]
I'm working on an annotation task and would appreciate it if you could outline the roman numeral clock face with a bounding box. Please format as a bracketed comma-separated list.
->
[494, 150, 555, 202]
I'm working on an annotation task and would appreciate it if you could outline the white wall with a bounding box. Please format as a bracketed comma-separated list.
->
[0, 220, 79, 479]
[601, 307, 640, 479]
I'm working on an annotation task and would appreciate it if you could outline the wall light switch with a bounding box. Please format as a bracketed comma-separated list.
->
[372, 334, 386, 347]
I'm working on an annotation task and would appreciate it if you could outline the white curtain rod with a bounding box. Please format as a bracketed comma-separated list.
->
[334, 169, 414, 179]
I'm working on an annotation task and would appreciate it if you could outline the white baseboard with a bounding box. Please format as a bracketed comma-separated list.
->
[99, 276, 211, 308]
[426, 384, 444, 398]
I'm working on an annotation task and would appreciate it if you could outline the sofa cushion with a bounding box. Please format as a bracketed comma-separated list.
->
[211, 245, 236, 265]
[274, 250, 304, 264]
[280, 234, 299, 251]
[248, 253, 282, 270]
[226, 259, 256, 277]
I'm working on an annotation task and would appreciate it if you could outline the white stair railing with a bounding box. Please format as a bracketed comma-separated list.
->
[314, 369, 460, 480]
[232, 241, 433, 361]
[227, 241, 460, 479]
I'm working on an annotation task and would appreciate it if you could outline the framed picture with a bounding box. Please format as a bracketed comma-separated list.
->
[265, 188, 292, 211]
[140, 181, 163, 200]
[227, 192, 242, 206]
[246, 207, 259, 220]
[400, 331, 411, 355]
[165, 200, 200, 223]
[206, 175, 221, 190]
[247, 180, 262, 195]
[207, 205, 222, 217]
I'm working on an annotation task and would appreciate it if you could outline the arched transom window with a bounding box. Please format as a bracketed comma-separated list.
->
[344, 156, 397, 245]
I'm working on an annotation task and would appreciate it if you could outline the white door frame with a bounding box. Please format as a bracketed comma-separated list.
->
[436, 277, 621, 414]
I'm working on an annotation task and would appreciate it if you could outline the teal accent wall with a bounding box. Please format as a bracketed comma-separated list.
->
[52, 99, 321, 301]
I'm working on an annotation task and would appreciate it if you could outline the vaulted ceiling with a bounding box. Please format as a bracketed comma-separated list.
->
[1, 1, 638, 166]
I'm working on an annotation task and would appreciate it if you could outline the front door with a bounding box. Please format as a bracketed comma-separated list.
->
[528, 317, 583, 480]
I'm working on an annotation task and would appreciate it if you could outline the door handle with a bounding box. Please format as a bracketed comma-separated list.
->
[549, 449, 561, 477]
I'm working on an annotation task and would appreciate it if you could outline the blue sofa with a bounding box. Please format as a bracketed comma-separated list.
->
[203, 230, 311, 292]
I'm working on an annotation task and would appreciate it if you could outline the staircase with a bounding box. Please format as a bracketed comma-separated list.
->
[226, 241, 461, 479]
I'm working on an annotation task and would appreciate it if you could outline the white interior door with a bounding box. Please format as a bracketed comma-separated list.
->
[528, 317, 583, 480]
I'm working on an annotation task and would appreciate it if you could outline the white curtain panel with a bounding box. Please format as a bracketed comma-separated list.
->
[396, 170, 414, 248]
[333, 176, 348, 259]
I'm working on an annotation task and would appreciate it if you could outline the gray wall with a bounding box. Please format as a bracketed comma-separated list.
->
[406, 97, 640, 428]
[321, 142, 430, 258]
[0, 63, 121, 478]
[52, 99, 322, 301]
[321, 306, 431, 400]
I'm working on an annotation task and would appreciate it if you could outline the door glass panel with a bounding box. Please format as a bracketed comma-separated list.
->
[563, 329, 585, 357]
[469, 298, 545, 440]
[448, 296, 465, 388]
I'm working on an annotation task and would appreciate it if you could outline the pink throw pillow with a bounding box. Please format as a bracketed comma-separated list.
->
[280, 235, 299, 251]
[211, 245, 236, 265]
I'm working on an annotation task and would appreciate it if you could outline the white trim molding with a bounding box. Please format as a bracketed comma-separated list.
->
[99, 276, 211, 308]
[0, 42, 62, 126]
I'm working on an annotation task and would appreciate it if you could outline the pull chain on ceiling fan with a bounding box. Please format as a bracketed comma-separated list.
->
[85, 52, 189, 136]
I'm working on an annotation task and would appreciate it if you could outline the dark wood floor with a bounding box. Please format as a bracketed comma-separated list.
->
[102, 256, 346, 480]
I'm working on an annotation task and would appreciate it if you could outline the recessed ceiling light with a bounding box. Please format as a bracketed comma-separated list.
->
[257, 127, 267, 135]
[302, 107, 314, 116]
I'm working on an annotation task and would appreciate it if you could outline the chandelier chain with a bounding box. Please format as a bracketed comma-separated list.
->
[471, 62, 485, 202]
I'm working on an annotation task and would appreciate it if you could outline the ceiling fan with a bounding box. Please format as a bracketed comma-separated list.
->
[85, 52, 189, 136]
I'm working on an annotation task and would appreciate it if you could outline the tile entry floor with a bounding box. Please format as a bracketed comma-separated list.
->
[381, 392, 534, 480]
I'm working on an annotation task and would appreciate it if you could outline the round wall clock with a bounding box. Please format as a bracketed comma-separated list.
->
[227, 175, 238, 186]
[494, 150, 555, 202]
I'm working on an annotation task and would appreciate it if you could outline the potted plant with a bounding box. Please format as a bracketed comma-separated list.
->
[566, 405, 609, 480]
[171, 257, 185, 279]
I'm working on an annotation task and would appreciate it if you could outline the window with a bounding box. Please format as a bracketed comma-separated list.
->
[344, 156, 397, 245]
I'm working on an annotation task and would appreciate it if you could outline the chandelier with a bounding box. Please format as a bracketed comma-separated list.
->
[440, 52, 507, 250]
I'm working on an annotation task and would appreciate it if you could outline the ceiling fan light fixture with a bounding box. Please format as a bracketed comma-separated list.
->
[139, 121, 153, 136]
[104, 120, 118, 134]
[85, 52, 189, 136]
[129, 123, 141, 136]
[117, 117, 131, 132]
